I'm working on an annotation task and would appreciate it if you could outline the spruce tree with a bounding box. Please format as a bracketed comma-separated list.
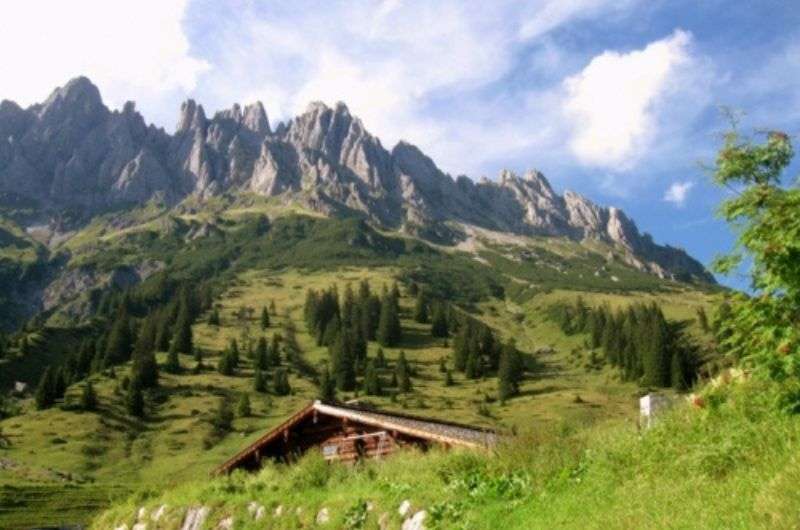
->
[229, 339, 240, 366]
[217, 351, 236, 376]
[164, 347, 181, 374]
[498, 341, 522, 401]
[171, 301, 193, 355]
[126, 381, 145, 418]
[254, 368, 267, 393]
[363, 359, 382, 396]
[208, 308, 220, 326]
[255, 336, 269, 370]
[269, 299, 276, 315]
[319, 367, 336, 402]
[34, 367, 55, 410]
[212, 396, 233, 434]
[375, 347, 386, 368]
[237, 393, 251, 417]
[444, 369, 454, 387]
[413, 290, 429, 323]
[431, 303, 449, 338]
[331, 332, 356, 391]
[105, 305, 133, 365]
[671, 352, 687, 391]
[396, 352, 411, 393]
[270, 334, 281, 366]
[273, 369, 291, 396]
[80, 381, 98, 411]
[377, 293, 402, 347]
[52, 367, 67, 400]
[261, 307, 270, 330]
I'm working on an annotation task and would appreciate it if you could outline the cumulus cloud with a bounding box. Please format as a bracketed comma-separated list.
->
[0, 0, 209, 119]
[664, 181, 694, 207]
[563, 30, 695, 169]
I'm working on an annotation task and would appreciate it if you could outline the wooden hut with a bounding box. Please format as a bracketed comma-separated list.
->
[214, 400, 497, 474]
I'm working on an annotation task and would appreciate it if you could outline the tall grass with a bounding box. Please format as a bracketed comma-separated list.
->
[93, 380, 800, 529]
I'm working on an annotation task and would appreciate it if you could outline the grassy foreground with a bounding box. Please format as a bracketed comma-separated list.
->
[93, 380, 800, 529]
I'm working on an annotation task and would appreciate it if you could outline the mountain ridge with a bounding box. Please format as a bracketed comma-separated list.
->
[0, 76, 713, 283]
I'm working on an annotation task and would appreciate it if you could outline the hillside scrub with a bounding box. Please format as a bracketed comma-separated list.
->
[93, 379, 800, 529]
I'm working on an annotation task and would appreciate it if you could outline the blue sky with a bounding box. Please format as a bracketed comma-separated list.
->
[2, 0, 799, 290]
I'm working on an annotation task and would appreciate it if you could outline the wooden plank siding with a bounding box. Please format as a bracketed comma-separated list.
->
[213, 400, 497, 475]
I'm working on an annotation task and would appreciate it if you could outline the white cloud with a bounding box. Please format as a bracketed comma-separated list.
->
[563, 30, 695, 169]
[664, 181, 694, 207]
[0, 0, 209, 117]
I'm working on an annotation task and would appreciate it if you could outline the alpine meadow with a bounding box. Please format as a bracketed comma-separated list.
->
[1, 2, 799, 529]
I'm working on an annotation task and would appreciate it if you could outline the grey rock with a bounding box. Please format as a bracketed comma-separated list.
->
[180, 506, 210, 530]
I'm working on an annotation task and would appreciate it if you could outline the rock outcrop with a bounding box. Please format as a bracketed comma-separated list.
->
[0, 77, 714, 283]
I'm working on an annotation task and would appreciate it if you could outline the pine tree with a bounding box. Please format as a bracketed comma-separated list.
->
[208, 308, 220, 326]
[269, 299, 277, 315]
[19, 336, 30, 356]
[261, 307, 270, 330]
[375, 347, 386, 368]
[331, 332, 356, 391]
[396, 352, 411, 393]
[377, 293, 402, 347]
[319, 367, 336, 402]
[273, 368, 291, 396]
[671, 351, 687, 391]
[413, 290, 429, 323]
[164, 347, 181, 374]
[229, 339, 240, 366]
[255, 336, 269, 370]
[155, 312, 172, 352]
[80, 381, 98, 411]
[217, 351, 236, 376]
[498, 341, 522, 401]
[237, 393, 251, 417]
[270, 334, 281, 366]
[105, 305, 133, 365]
[212, 396, 233, 434]
[171, 301, 193, 355]
[465, 351, 481, 379]
[131, 344, 159, 389]
[431, 303, 449, 338]
[126, 381, 145, 418]
[439, 357, 447, 373]
[363, 359, 382, 396]
[52, 367, 67, 399]
[254, 368, 267, 393]
[34, 367, 55, 410]
[453, 324, 470, 372]
[444, 369, 454, 387]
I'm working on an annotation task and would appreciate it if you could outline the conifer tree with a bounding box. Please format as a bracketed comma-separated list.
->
[105, 305, 133, 365]
[208, 308, 220, 326]
[498, 341, 522, 401]
[270, 334, 281, 366]
[375, 347, 386, 368]
[273, 368, 291, 396]
[254, 368, 267, 393]
[465, 351, 481, 379]
[164, 347, 181, 374]
[237, 393, 251, 417]
[671, 351, 687, 391]
[52, 367, 67, 400]
[155, 312, 172, 352]
[444, 369, 454, 387]
[171, 301, 193, 355]
[413, 290, 429, 323]
[212, 396, 233, 434]
[261, 307, 270, 330]
[19, 336, 30, 356]
[363, 359, 382, 396]
[439, 357, 447, 373]
[255, 336, 269, 370]
[194, 346, 203, 368]
[217, 350, 236, 376]
[396, 352, 411, 393]
[126, 381, 145, 418]
[377, 293, 402, 347]
[80, 381, 98, 411]
[331, 332, 356, 391]
[34, 367, 55, 410]
[131, 343, 159, 389]
[229, 339, 240, 366]
[319, 367, 336, 402]
[269, 299, 276, 315]
[431, 303, 449, 338]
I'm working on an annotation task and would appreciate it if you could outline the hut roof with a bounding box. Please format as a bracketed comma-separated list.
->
[214, 400, 497, 475]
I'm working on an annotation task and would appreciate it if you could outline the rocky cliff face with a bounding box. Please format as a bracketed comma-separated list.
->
[0, 77, 714, 283]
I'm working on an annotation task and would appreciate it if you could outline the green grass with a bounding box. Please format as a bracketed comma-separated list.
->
[90, 379, 800, 529]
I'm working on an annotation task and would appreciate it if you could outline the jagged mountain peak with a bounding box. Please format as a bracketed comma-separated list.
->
[0, 77, 714, 284]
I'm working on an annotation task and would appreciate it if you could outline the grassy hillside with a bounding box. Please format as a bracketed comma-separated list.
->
[0, 264, 715, 528]
[91, 379, 800, 529]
